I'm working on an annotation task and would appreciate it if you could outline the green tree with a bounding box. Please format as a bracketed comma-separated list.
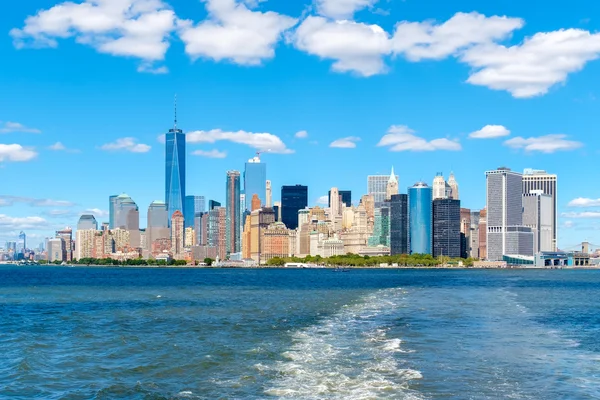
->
[267, 257, 285, 266]
[203, 258, 214, 266]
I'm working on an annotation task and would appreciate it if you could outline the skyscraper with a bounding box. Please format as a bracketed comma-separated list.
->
[432, 199, 461, 258]
[281, 185, 308, 230]
[486, 168, 533, 261]
[522, 169, 557, 250]
[171, 210, 185, 258]
[386, 166, 399, 201]
[266, 180, 272, 207]
[17, 231, 26, 253]
[448, 172, 459, 200]
[185, 195, 205, 228]
[113, 194, 140, 248]
[328, 190, 351, 207]
[165, 103, 186, 225]
[368, 168, 398, 207]
[109, 195, 118, 229]
[408, 182, 432, 255]
[226, 171, 241, 254]
[329, 187, 340, 217]
[56, 227, 73, 262]
[77, 214, 98, 231]
[209, 200, 221, 210]
[244, 156, 267, 211]
[432, 173, 453, 200]
[147, 200, 170, 250]
[390, 194, 408, 255]
[523, 190, 553, 254]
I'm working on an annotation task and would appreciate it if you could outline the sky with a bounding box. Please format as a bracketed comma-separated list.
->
[1, 0, 600, 250]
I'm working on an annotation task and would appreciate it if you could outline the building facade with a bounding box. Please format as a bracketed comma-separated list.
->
[408, 182, 432, 255]
[184, 196, 205, 228]
[281, 185, 308, 230]
[244, 157, 267, 211]
[368, 169, 399, 207]
[432, 199, 461, 258]
[522, 169, 557, 250]
[165, 122, 186, 225]
[226, 171, 241, 254]
[523, 191, 553, 254]
[390, 194, 408, 255]
[147, 200, 170, 251]
[171, 210, 185, 258]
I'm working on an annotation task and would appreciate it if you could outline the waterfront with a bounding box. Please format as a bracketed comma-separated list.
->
[1, 266, 599, 399]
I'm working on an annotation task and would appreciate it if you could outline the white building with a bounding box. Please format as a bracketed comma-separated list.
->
[522, 169, 557, 250]
[75, 229, 96, 260]
[368, 168, 398, 207]
[486, 167, 533, 261]
[448, 172, 459, 200]
[523, 190, 553, 254]
[48, 238, 64, 262]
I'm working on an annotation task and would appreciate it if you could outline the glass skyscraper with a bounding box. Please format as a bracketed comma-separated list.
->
[390, 194, 408, 255]
[328, 190, 352, 207]
[109, 195, 118, 229]
[281, 185, 308, 230]
[244, 157, 266, 211]
[165, 125, 186, 223]
[226, 171, 241, 254]
[185, 195, 206, 228]
[408, 182, 432, 255]
[432, 199, 461, 258]
[77, 215, 98, 231]
[17, 231, 26, 253]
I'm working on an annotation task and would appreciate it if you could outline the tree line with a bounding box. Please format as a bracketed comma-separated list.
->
[266, 253, 477, 267]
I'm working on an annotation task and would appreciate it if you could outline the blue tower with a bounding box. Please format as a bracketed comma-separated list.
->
[165, 96, 186, 223]
[408, 182, 432, 255]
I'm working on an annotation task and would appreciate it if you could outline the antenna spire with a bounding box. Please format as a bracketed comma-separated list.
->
[174, 94, 178, 129]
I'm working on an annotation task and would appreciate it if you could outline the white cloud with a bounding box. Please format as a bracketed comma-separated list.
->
[0, 214, 49, 230]
[10, 0, 176, 72]
[562, 220, 575, 229]
[461, 29, 600, 97]
[83, 208, 110, 218]
[295, 130, 308, 139]
[292, 17, 391, 76]
[192, 149, 228, 158]
[469, 125, 510, 139]
[561, 211, 600, 219]
[101, 137, 151, 153]
[504, 134, 583, 153]
[316, 195, 329, 205]
[0, 121, 41, 134]
[179, 0, 297, 65]
[46, 209, 73, 217]
[48, 142, 80, 153]
[568, 198, 600, 208]
[315, 0, 379, 19]
[0, 195, 75, 207]
[0, 144, 38, 162]
[377, 125, 461, 152]
[329, 136, 360, 148]
[392, 12, 523, 61]
[186, 129, 293, 153]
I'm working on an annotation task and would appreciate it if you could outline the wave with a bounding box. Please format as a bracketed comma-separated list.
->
[263, 288, 423, 399]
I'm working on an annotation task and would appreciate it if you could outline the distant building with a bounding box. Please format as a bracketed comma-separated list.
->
[328, 190, 351, 208]
[368, 206, 390, 247]
[251, 194, 261, 212]
[478, 208, 487, 259]
[523, 190, 553, 253]
[386, 167, 399, 201]
[469, 210, 481, 259]
[368, 168, 398, 207]
[448, 172, 459, 200]
[56, 227, 73, 262]
[281, 185, 308, 230]
[48, 238, 64, 262]
[17, 231, 26, 253]
[390, 194, 408, 255]
[171, 211, 185, 258]
[165, 114, 186, 226]
[77, 214, 98, 231]
[261, 222, 289, 264]
[112, 193, 140, 248]
[432, 199, 461, 258]
[266, 180, 272, 207]
[244, 156, 266, 211]
[329, 187, 341, 217]
[522, 169, 557, 250]
[184, 196, 205, 228]
[76, 229, 96, 260]
[409, 182, 432, 255]
[208, 200, 221, 210]
[147, 201, 170, 251]
[226, 171, 241, 255]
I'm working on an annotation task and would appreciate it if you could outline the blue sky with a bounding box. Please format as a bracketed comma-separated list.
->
[2, 0, 600, 250]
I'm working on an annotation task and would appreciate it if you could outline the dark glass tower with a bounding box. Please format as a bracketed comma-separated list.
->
[390, 194, 408, 255]
[432, 199, 461, 258]
[281, 185, 308, 230]
[226, 171, 241, 254]
[165, 107, 186, 224]
[328, 190, 352, 207]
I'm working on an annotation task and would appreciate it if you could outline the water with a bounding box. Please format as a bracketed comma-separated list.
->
[1, 267, 600, 399]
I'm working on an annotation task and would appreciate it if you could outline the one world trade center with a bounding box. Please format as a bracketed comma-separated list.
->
[165, 100, 186, 225]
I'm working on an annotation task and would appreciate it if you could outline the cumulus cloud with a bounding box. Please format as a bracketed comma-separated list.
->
[568, 198, 600, 208]
[469, 125, 510, 139]
[186, 129, 293, 154]
[0, 144, 38, 162]
[0, 214, 49, 230]
[392, 12, 523, 61]
[329, 136, 360, 148]
[295, 130, 308, 139]
[0, 121, 41, 134]
[292, 17, 391, 76]
[461, 29, 600, 98]
[10, 0, 176, 72]
[316, 195, 329, 205]
[83, 208, 110, 218]
[377, 125, 461, 152]
[562, 220, 575, 229]
[315, 0, 379, 19]
[561, 211, 600, 219]
[48, 142, 80, 153]
[504, 134, 582, 153]
[101, 137, 151, 153]
[192, 149, 228, 158]
[179, 0, 297, 65]
[0, 195, 76, 208]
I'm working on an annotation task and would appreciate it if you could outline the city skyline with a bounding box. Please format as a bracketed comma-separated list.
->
[1, 0, 600, 247]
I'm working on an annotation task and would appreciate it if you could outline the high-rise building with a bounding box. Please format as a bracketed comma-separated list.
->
[75, 229, 96, 260]
[244, 156, 266, 211]
[209, 200, 221, 210]
[165, 106, 186, 225]
[171, 210, 185, 258]
[251, 194, 261, 211]
[147, 201, 170, 251]
[478, 208, 487, 260]
[408, 182, 432, 255]
[432, 199, 461, 258]
[433, 173, 453, 200]
[368, 206, 390, 247]
[273, 201, 281, 222]
[368, 168, 399, 207]
[522, 169, 557, 250]
[266, 180, 272, 207]
[48, 238, 64, 262]
[112, 194, 140, 248]
[226, 171, 241, 254]
[448, 172, 459, 200]
[469, 210, 481, 259]
[460, 208, 471, 258]
[281, 185, 308, 230]
[185, 195, 205, 228]
[77, 214, 98, 231]
[523, 190, 553, 253]
[56, 227, 73, 261]
[329, 187, 340, 217]
[386, 167, 399, 201]
[486, 168, 534, 261]
[328, 190, 351, 207]
[250, 207, 276, 263]
[109, 195, 118, 229]
[390, 194, 408, 255]
[17, 231, 26, 253]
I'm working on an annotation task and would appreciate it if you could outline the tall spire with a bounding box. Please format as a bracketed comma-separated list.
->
[174, 94, 178, 130]
[388, 166, 397, 183]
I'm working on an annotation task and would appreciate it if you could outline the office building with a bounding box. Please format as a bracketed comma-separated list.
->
[244, 156, 267, 211]
[329, 187, 341, 217]
[433, 173, 453, 200]
[522, 169, 557, 250]
[209, 200, 221, 210]
[460, 208, 471, 258]
[147, 200, 170, 250]
[368, 168, 398, 207]
[185, 195, 205, 228]
[523, 190, 553, 253]
[226, 171, 241, 254]
[328, 189, 352, 207]
[165, 108, 186, 224]
[75, 229, 96, 260]
[266, 180, 272, 207]
[409, 182, 432, 255]
[448, 172, 459, 200]
[386, 167, 399, 201]
[56, 227, 73, 262]
[109, 195, 118, 229]
[486, 168, 534, 261]
[369, 206, 390, 247]
[48, 238, 64, 262]
[470, 210, 481, 259]
[77, 214, 98, 231]
[261, 222, 290, 263]
[171, 210, 185, 258]
[17, 231, 26, 253]
[390, 194, 408, 255]
[281, 185, 308, 230]
[432, 199, 461, 258]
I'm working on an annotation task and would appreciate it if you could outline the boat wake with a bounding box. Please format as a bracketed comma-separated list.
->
[263, 288, 423, 399]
